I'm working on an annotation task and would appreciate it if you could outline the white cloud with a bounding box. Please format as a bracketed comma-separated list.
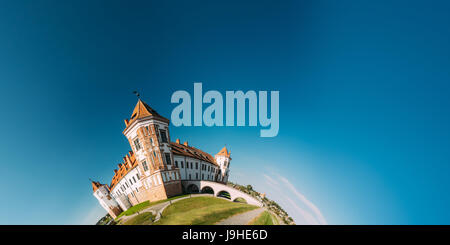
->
[284, 196, 320, 225]
[261, 172, 326, 225]
[278, 176, 327, 225]
[263, 174, 279, 187]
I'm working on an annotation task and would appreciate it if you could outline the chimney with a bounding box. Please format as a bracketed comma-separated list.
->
[183, 141, 188, 146]
[124, 119, 129, 126]
[176, 138, 180, 144]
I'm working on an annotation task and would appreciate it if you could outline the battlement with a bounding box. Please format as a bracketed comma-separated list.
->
[110, 151, 137, 190]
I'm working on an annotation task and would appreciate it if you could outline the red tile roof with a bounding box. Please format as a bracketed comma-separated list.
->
[123, 99, 169, 132]
[109, 151, 138, 190]
[91, 181, 102, 192]
[170, 141, 218, 166]
[216, 146, 230, 157]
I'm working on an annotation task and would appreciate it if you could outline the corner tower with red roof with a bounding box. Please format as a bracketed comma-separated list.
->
[91, 98, 233, 217]
[215, 146, 232, 183]
[121, 99, 183, 203]
[91, 180, 123, 219]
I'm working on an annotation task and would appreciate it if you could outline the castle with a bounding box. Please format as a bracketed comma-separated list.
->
[91, 99, 231, 218]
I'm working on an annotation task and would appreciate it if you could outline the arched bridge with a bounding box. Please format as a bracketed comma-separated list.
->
[181, 180, 263, 207]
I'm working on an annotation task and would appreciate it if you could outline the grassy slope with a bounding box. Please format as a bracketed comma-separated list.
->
[116, 194, 189, 220]
[122, 212, 155, 225]
[153, 196, 258, 225]
[248, 211, 279, 225]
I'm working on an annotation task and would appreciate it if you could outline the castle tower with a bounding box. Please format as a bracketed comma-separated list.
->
[92, 181, 123, 219]
[123, 99, 182, 200]
[214, 146, 231, 183]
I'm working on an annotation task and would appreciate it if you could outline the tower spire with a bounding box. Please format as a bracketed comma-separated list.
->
[133, 91, 140, 99]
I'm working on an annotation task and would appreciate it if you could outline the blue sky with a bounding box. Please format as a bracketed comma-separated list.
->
[0, 0, 450, 224]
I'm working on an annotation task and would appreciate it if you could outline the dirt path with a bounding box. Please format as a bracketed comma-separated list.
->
[215, 208, 265, 225]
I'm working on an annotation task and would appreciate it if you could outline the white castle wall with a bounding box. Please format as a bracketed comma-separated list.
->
[124, 120, 171, 163]
[110, 167, 142, 200]
[173, 155, 219, 182]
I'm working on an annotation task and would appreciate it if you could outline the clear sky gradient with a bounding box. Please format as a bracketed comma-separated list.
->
[1, 1, 450, 224]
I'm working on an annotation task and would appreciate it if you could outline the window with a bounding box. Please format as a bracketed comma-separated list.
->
[162, 173, 166, 182]
[196, 173, 198, 180]
[136, 173, 140, 180]
[142, 161, 149, 171]
[175, 161, 178, 168]
[202, 174, 204, 179]
[150, 138, 153, 145]
[165, 153, 171, 165]
[132, 176, 136, 183]
[160, 129, 168, 143]
[196, 162, 198, 169]
[181, 161, 184, 168]
[125, 182, 129, 188]
[189, 174, 191, 180]
[129, 179, 133, 185]
[134, 138, 141, 151]
[157, 175, 162, 185]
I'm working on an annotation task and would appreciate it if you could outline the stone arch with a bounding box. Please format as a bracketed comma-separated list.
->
[233, 197, 247, 203]
[216, 190, 231, 200]
[201, 186, 214, 194]
[187, 183, 199, 193]
[180, 180, 263, 207]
